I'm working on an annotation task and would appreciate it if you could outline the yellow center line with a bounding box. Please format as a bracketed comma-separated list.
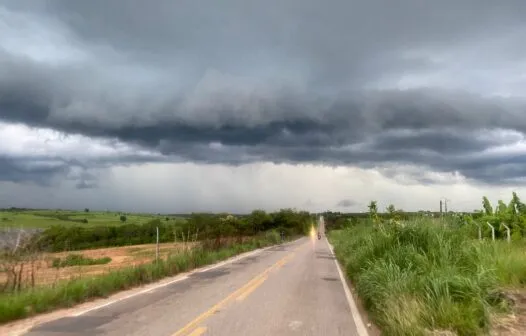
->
[276, 253, 294, 267]
[187, 326, 207, 336]
[172, 242, 304, 336]
[235, 274, 268, 301]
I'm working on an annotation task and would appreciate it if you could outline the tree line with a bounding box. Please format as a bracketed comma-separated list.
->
[322, 202, 412, 231]
[323, 192, 526, 241]
[33, 209, 314, 252]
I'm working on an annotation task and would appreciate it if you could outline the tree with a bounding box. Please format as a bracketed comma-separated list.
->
[510, 192, 526, 215]
[387, 204, 396, 216]
[496, 200, 508, 215]
[482, 196, 493, 216]
[84, 208, 89, 213]
[368, 201, 379, 223]
[248, 210, 272, 234]
[120, 215, 127, 223]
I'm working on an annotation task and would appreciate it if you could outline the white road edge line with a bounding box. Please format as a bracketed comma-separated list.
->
[326, 238, 369, 336]
[72, 238, 304, 317]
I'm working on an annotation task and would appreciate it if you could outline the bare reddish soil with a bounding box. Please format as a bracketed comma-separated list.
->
[0, 242, 196, 287]
[492, 290, 526, 336]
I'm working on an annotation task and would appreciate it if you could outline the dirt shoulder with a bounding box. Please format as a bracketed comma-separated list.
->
[0, 242, 196, 287]
[492, 289, 526, 336]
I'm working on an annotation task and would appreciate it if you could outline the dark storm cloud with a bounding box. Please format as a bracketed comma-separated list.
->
[0, 153, 169, 188]
[336, 199, 356, 208]
[0, 156, 70, 186]
[75, 181, 96, 189]
[37, 0, 526, 85]
[368, 128, 522, 155]
[0, 154, 110, 188]
[1, 0, 526, 185]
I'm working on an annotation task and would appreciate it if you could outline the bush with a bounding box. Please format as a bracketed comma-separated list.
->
[52, 254, 112, 268]
[264, 230, 281, 244]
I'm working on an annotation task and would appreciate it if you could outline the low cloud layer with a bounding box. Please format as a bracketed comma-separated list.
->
[1, 1, 526, 211]
[336, 199, 357, 208]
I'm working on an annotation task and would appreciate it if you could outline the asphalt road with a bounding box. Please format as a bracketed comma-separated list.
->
[25, 236, 366, 336]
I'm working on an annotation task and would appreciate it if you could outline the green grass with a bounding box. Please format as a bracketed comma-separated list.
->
[0, 210, 183, 229]
[328, 219, 526, 336]
[0, 232, 288, 324]
[51, 254, 112, 268]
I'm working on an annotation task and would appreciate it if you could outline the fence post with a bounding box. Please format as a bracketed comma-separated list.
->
[502, 222, 511, 243]
[471, 221, 482, 240]
[486, 222, 495, 241]
[156, 226, 160, 263]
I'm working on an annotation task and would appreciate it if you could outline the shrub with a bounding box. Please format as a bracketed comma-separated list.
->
[52, 254, 112, 268]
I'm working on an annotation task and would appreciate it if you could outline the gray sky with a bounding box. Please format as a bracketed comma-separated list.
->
[1, 0, 526, 213]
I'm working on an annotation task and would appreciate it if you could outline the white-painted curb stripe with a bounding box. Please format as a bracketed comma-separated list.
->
[326, 238, 369, 336]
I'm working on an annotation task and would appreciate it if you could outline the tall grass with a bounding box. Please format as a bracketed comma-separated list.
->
[329, 219, 526, 335]
[0, 232, 286, 324]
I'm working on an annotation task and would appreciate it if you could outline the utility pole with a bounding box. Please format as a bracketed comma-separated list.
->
[440, 198, 450, 217]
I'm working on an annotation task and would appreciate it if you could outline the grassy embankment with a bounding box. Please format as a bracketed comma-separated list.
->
[329, 219, 526, 335]
[0, 230, 290, 324]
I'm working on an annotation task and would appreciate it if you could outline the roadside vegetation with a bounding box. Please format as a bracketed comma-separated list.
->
[51, 254, 112, 268]
[326, 193, 526, 336]
[0, 209, 312, 324]
[34, 210, 311, 251]
[1, 208, 312, 251]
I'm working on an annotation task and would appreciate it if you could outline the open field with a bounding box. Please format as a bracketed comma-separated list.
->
[0, 209, 179, 229]
[0, 242, 198, 288]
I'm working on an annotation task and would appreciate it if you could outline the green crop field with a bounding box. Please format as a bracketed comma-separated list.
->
[0, 209, 176, 229]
